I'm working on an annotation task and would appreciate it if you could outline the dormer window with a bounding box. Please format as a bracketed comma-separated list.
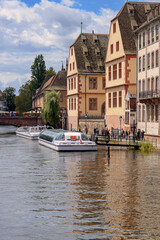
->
[129, 9, 134, 16]
[99, 66, 104, 70]
[84, 51, 88, 56]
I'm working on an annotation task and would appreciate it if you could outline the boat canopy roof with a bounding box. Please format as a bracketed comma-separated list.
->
[39, 129, 89, 142]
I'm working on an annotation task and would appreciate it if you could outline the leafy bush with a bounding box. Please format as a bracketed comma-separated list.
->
[139, 141, 154, 153]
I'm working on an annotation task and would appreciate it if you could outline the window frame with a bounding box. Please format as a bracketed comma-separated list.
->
[89, 77, 97, 89]
[113, 92, 117, 108]
[89, 98, 97, 110]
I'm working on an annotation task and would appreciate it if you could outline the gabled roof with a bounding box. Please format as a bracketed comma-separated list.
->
[50, 69, 67, 91]
[71, 33, 108, 74]
[39, 74, 56, 93]
[114, 2, 159, 54]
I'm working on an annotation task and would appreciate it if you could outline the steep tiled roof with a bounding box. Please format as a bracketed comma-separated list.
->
[37, 74, 56, 95]
[116, 2, 159, 53]
[50, 69, 67, 90]
[71, 33, 108, 74]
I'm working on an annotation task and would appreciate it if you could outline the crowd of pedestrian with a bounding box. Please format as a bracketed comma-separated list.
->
[78, 125, 145, 142]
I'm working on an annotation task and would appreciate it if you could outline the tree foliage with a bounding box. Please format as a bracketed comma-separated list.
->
[15, 81, 32, 113]
[41, 90, 60, 127]
[46, 67, 56, 77]
[31, 54, 46, 93]
[3, 87, 16, 111]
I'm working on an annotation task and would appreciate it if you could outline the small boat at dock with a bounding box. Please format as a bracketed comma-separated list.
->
[16, 126, 47, 140]
[38, 129, 97, 151]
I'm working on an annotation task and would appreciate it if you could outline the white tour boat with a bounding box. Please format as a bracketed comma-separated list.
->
[38, 129, 97, 151]
[16, 126, 47, 140]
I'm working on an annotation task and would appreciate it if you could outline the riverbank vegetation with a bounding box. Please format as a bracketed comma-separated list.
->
[139, 141, 154, 153]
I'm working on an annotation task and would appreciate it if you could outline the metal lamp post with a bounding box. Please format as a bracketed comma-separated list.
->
[119, 115, 122, 136]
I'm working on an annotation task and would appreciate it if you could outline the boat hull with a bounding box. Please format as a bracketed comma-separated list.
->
[16, 131, 39, 140]
[39, 138, 97, 151]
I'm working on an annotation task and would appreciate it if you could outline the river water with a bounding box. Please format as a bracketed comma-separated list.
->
[0, 125, 160, 240]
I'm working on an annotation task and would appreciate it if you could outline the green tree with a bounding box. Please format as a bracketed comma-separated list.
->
[31, 54, 46, 93]
[41, 90, 60, 127]
[3, 87, 16, 111]
[45, 67, 56, 77]
[15, 81, 32, 113]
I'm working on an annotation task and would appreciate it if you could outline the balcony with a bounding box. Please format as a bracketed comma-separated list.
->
[79, 114, 104, 119]
[139, 91, 160, 103]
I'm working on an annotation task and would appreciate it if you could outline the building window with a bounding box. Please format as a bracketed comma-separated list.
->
[138, 105, 141, 122]
[142, 79, 145, 91]
[142, 55, 145, 71]
[84, 51, 88, 56]
[74, 77, 76, 89]
[125, 112, 129, 125]
[73, 62, 75, 70]
[113, 64, 117, 80]
[143, 32, 145, 47]
[156, 24, 159, 41]
[155, 77, 159, 93]
[96, 52, 100, 56]
[142, 105, 145, 122]
[155, 105, 158, 122]
[147, 29, 150, 45]
[109, 66, 111, 81]
[108, 93, 111, 108]
[139, 57, 141, 72]
[113, 92, 117, 108]
[74, 98, 76, 110]
[102, 78, 105, 89]
[147, 105, 150, 122]
[147, 78, 150, 91]
[116, 41, 119, 51]
[151, 26, 154, 43]
[156, 50, 159, 67]
[70, 63, 71, 71]
[71, 78, 73, 90]
[139, 34, 141, 49]
[111, 44, 113, 54]
[89, 78, 97, 89]
[60, 93, 63, 102]
[71, 98, 74, 110]
[151, 52, 154, 68]
[151, 77, 154, 91]
[89, 98, 97, 110]
[113, 23, 116, 33]
[151, 105, 154, 122]
[139, 80, 141, 93]
[119, 91, 122, 107]
[69, 99, 71, 110]
[119, 62, 122, 78]
[69, 79, 70, 90]
[147, 53, 150, 69]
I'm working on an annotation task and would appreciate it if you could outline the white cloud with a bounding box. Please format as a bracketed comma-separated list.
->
[0, 0, 117, 92]
[61, 0, 75, 7]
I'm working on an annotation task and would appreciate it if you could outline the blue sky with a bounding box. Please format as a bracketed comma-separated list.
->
[0, 0, 159, 93]
[21, 0, 124, 12]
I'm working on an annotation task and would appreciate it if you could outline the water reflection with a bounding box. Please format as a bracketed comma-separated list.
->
[0, 126, 160, 240]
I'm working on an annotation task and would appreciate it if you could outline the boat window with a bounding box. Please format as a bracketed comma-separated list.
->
[39, 130, 59, 142]
[81, 133, 88, 141]
[66, 135, 80, 141]
[55, 134, 65, 141]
